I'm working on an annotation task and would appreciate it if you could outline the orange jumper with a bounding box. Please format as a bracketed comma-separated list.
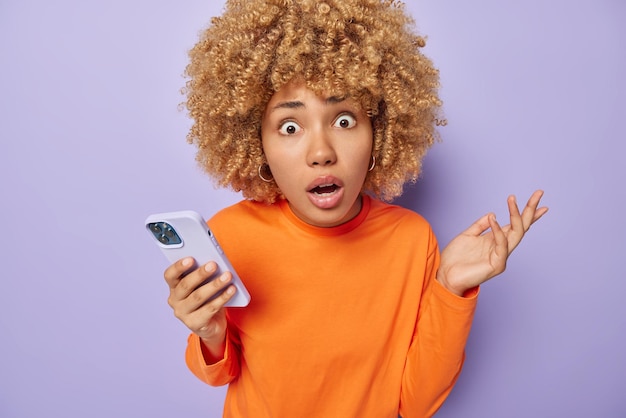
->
[186, 195, 478, 417]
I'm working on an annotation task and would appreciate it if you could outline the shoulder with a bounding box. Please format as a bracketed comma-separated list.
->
[210, 199, 276, 222]
[367, 196, 431, 230]
[208, 199, 280, 236]
[362, 196, 436, 242]
[364, 196, 437, 249]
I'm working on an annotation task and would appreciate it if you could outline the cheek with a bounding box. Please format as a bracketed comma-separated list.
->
[261, 137, 280, 168]
[263, 143, 287, 169]
[263, 148, 298, 189]
[262, 134, 302, 170]
[352, 137, 374, 167]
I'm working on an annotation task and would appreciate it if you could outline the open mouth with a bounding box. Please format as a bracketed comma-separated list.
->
[306, 176, 344, 209]
[310, 184, 339, 195]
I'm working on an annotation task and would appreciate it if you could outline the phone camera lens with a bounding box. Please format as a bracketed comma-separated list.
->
[150, 223, 162, 234]
[158, 234, 169, 244]
[164, 227, 175, 238]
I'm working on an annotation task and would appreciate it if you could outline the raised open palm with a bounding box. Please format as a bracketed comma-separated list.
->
[437, 190, 548, 296]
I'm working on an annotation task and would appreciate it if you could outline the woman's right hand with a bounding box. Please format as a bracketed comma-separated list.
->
[164, 257, 236, 359]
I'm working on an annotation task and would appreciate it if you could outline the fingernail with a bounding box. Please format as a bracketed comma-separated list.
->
[226, 286, 235, 294]
[182, 257, 192, 267]
[205, 262, 216, 272]
[220, 272, 230, 282]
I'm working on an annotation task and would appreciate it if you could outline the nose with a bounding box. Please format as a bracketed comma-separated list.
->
[307, 130, 337, 167]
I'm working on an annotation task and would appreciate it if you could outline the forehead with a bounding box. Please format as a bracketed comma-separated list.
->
[265, 80, 360, 112]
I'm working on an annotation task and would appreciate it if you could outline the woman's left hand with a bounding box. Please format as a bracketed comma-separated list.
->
[437, 190, 548, 296]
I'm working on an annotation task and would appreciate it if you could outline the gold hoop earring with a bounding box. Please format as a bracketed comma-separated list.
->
[368, 155, 376, 172]
[258, 163, 274, 183]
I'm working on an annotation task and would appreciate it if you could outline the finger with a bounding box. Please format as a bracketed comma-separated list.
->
[520, 190, 544, 230]
[181, 301, 227, 336]
[507, 194, 524, 234]
[462, 213, 493, 236]
[174, 261, 220, 300]
[504, 194, 527, 248]
[170, 269, 234, 317]
[164, 257, 196, 290]
[489, 214, 508, 259]
[184, 271, 235, 312]
[531, 206, 549, 225]
[195, 282, 237, 317]
[183, 284, 236, 333]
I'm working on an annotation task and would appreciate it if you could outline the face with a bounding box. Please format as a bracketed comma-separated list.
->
[261, 82, 373, 228]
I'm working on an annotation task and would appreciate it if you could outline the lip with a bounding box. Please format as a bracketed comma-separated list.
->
[306, 176, 344, 192]
[306, 175, 344, 209]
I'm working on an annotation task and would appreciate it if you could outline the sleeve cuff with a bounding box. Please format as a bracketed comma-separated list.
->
[186, 331, 238, 386]
[432, 278, 479, 309]
[187, 332, 232, 368]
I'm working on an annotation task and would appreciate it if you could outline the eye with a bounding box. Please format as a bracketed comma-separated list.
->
[278, 121, 301, 135]
[334, 114, 356, 129]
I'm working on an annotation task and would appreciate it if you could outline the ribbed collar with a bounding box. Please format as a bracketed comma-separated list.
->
[278, 194, 371, 237]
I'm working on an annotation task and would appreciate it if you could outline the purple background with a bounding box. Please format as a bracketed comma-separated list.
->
[1, 0, 624, 417]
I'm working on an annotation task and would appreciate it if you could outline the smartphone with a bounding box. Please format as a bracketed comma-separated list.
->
[145, 210, 251, 307]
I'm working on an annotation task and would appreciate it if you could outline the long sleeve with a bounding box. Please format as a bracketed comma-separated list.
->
[400, 246, 479, 418]
[182, 197, 478, 417]
[185, 326, 242, 387]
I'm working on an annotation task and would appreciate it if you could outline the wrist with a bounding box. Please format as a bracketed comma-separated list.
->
[199, 334, 226, 363]
[435, 271, 467, 297]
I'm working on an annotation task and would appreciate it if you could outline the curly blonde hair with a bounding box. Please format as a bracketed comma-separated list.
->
[185, 0, 443, 202]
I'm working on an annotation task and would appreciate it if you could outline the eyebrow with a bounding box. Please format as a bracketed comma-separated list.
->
[269, 96, 347, 112]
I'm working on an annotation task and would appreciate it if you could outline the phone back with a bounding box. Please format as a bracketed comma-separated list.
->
[145, 210, 250, 307]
